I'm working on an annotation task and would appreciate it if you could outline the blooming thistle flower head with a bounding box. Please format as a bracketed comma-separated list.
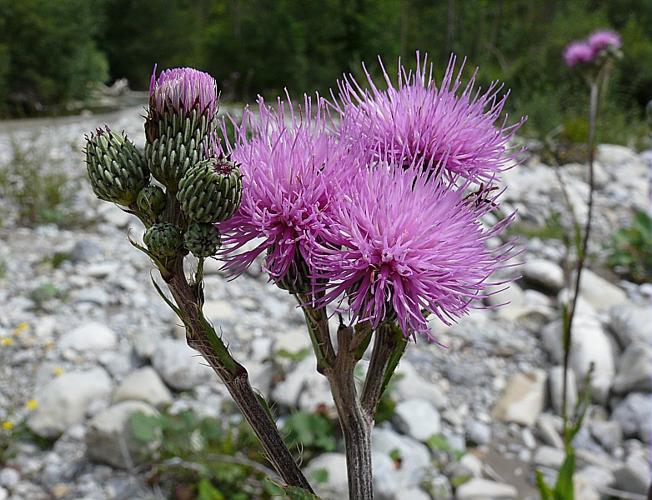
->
[332, 53, 523, 184]
[311, 164, 515, 341]
[587, 30, 622, 55]
[564, 30, 622, 67]
[148, 66, 218, 119]
[218, 93, 356, 283]
[563, 41, 595, 67]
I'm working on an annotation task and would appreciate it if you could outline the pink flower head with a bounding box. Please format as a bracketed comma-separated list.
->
[587, 30, 621, 55]
[311, 165, 515, 341]
[332, 53, 523, 184]
[563, 41, 595, 67]
[149, 66, 218, 117]
[218, 94, 355, 281]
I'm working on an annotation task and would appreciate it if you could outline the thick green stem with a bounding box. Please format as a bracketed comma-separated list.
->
[164, 258, 313, 492]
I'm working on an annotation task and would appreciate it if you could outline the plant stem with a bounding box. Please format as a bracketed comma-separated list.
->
[361, 323, 402, 417]
[561, 79, 599, 428]
[328, 324, 374, 500]
[163, 258, 313, 493]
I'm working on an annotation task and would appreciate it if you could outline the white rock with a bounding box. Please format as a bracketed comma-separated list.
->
[589, 421, 622, 452]
[576, 269, 627, 310]
[271, 356, 333, 411]
[613, 341, 652, 393]
[609, 303, 652, 345]
[575, 465, 615, 493]
[522, 260, 564, 292]
[0, 487, 6, 500]
[397, 488, 430, 500]
[541, 314, 615, 403]
[614, 454, 651, 495]
[548, 366, 577, 416]
[492, 370, 547, 426]
[151, 339, 215, 391]
[113, 367, 172, 407]
[393, 399, 441, 442]
[58, 322, 117, 352]
[203, 300, 237, 328]
[394, 362, 446, 409]
[536, 414, 564, 449]
[0, 468, 19, 489]
[611, 393, 651, 443]
[597, 144, 640, 168]
[372, 427, 431, 493]
[273, 328, 312, 356]
[533, 446, 565, 469]
[459, 453, 484, 477]
[304, 453, 348, 499]
[465, 420, 492, 446]
[456, 478, 517, 499]
[28, 368, 112, 438]
[86, 401, 157, 468]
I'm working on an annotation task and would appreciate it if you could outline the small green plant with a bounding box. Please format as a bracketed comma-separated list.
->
[426, 434, 464, 462]
[282, 410, 337, 458]
[29, 282, 62, 308]
[0, 138, 84, 227]
[130, 409, 293, 499]
[508, 213, 565, 241]
[607, 210, 652, 283]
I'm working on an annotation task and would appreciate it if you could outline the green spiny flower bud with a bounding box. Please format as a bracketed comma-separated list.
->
[84, 127, 149, 206]
[143, 223, 183, 258]
[145, 109, 216, 190]
[137, 185, 167, 219]
[177, 158, 242, 223]
[184, 223, 221, 258]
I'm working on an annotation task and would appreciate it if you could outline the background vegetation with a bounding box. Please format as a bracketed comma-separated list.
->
[0, 0, 650, 145]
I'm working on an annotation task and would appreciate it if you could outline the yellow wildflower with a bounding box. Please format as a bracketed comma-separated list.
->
[12, 322, 29, 335]
[1, 338, 13, 346]
[26, 399, 38, 410]
[53, 367, 64, 376]
[1, 421, 13, 431]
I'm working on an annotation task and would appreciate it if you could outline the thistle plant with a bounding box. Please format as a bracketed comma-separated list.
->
[84, 56, 521, 499]
[536, 30, 622, 500]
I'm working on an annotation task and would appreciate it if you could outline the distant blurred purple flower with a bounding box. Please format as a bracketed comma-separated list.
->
[332, 53, 523, 184]
[311, 165, 515, 340]
[218, 94, 355, 281]
[149, 66, 218, 117]
[563, 41, 594, 67]
[587, 30, 622, 54]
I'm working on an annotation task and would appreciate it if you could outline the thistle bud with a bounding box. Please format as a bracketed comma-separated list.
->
[271, 252, 311, 294]
[85, 128, 149, 206]
[184, 223, 221, 258]
[143, 223, 183, 258]
[137, 185, 167, 219]
[145, 67, 219, 190]
[177, 158, 242, 223]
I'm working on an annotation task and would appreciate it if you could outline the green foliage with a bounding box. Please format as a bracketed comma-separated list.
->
[282, 411, 337, 457]
[607, 210, 652, 283]
[29, 282, 62, 308]
[129, 409, 283, 499]
[275, 347, 311, 362]
[426, 434, 464, 462]
[508, 213, 565, 241]
[0, 140, 85, 228]
[0, 0, 107, 114]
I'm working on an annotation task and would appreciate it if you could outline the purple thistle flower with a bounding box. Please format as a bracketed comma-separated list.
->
[149, 66, 218, 117]
[587, 30, 622, 55]
[311, 165, 515, 341]
[563, 41, 596, 67]
[331, 53, 523, 184]
[218, 94, 355, 281]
